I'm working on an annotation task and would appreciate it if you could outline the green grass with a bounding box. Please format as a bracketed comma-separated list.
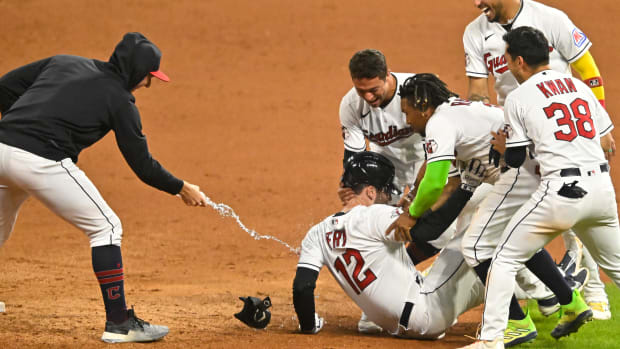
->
[519, 283, 619, 348]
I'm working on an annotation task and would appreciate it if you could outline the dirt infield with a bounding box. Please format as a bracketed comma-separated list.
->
[0, 0, 618, 348]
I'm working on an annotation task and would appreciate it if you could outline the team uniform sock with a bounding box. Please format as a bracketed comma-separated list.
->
[92, 245, 128, 324]
[474, 259, 526, 320]
[525, 248, 572, 305]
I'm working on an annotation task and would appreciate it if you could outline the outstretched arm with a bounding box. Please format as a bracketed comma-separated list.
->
[293, 267, 323, 334]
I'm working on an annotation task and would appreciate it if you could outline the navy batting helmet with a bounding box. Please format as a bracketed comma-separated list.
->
[342, 151, 399, 196]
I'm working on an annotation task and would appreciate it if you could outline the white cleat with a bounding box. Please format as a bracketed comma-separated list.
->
[357, 312, 382, 334]
[459, 337, 504, 349]
[588, 301, 612, 320]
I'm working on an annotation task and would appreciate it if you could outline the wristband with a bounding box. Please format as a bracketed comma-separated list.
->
[583, 76, 603, 88]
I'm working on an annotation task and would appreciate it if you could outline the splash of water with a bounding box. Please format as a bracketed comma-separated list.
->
[201, 192, 300, 255]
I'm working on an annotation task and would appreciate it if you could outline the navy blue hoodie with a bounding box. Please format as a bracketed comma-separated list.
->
[0, 32, 183, 195]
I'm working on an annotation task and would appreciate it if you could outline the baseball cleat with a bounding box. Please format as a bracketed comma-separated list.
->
[565, 267, 589, 292]
[557, 250, 580, 277]
[101, 307, 169, 343]
[357, 312, 383, 334]
[503, 310, 537, 347]
[459, 337, 505, 348]
[587, 300, 611, 320]
[537, 296, 560, 317]
[550, 289, 593, 339]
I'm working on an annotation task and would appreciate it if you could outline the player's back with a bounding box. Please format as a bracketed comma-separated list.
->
[506, 70, 609, 178]
[425, 98, 503, 179]
[298, 204, 420, 334]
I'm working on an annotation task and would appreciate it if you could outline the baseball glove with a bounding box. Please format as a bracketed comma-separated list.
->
[234, 296, 272, 329]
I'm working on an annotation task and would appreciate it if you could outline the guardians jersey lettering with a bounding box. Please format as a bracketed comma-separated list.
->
[463, 0, 592, 105]
[363, 125, 414, 146]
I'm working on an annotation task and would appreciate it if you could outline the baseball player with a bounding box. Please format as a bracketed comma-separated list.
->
[396, 74, 590, 347]
[339, 49, 462, 333]
[461, 27, 620, 349]
[0, 32, 207, 343]
[464, 0, 613, 320]
[293, 151, 487, 338]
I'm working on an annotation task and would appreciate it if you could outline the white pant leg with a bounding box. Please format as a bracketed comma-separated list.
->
[4, 145, 122, 247]
[562, 230, 607, 300]
[401, 234, 484, 339]
[0, 185, 29, 247]
[570, 175, 620, 290]
[480, 180, 573, 341]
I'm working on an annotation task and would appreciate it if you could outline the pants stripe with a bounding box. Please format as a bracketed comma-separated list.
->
[481, 181, 550, 333]
[60, 161, 116, 244]
[421, 259, 467, 295]
[472, 167, 521, 264]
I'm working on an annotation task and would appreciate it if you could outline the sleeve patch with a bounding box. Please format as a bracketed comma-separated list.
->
[572, 28, 587, 47]
[424, 139, 438, 154]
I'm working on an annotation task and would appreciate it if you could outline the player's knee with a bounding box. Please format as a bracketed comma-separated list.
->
[460, 239, 479, 267]
[87, 217, 123, 248]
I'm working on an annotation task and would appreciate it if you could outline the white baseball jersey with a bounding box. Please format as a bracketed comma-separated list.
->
[464, 0, 591, 105]
[340, 73, 426, 190]
[298, 204, 420, 334]
[297, 204, 485, 338]
[425, 97, 504, 182]
[480, 70, 620, 342]
[504, 69, 613, 178]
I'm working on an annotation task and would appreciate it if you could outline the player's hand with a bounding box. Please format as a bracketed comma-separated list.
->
[386, 211, 417, 241]
[490, 129, 507, 155]
[460, 158, 486, 192]
[178, 181, 207, 207]
[337, 183, 356, 205]
[600, 132, 616, 160]
[300, 313, 324, 334]
[396, 187, 415, 208]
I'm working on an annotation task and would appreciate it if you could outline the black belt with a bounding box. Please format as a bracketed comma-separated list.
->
[560, 163, 609, 177]
[399, 302, 415, 328]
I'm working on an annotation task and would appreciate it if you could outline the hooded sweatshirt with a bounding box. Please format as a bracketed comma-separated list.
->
[0, 32, 183, 195]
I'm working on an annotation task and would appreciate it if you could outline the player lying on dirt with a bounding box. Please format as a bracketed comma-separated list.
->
[292, 151, 488, 338]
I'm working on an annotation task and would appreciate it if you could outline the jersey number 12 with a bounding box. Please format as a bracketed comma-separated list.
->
[334, 248, 377, 295]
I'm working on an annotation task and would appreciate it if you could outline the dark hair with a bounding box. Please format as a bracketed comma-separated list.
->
[398, 74, 458, 111]
[503, 26, 550, 67]
[348, 49, 388, 80]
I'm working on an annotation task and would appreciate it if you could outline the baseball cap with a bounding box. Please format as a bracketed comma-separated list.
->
[150, 70, 170, 82]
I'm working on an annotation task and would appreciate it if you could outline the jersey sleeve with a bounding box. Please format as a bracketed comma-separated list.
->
[424, 116, 458, 163]
[591, 92, 613, 136]
[297, 226, 325, 272]
[339, 93, 366, 152]
[504, 95, 532, 148]
[549, 9, 591, 63]
[463, 21, 488, 78]
[112, 100, 184, 195]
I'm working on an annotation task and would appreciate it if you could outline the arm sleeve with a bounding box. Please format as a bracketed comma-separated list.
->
[0, 57, 52, 114]
[292, 267, 319, 332]
[408, 160, 451, 217]
[463, 22, 488, 78]
[504, 96, 532, 148]
[409, 186, 473, 243]
[505, 146, 526, 168]
[111, 102, 184, 195]
[340, 95, 366, 152]
[571, 52, 605, 106]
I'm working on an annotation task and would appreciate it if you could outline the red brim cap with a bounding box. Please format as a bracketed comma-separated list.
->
[150, 70, 170, 82]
